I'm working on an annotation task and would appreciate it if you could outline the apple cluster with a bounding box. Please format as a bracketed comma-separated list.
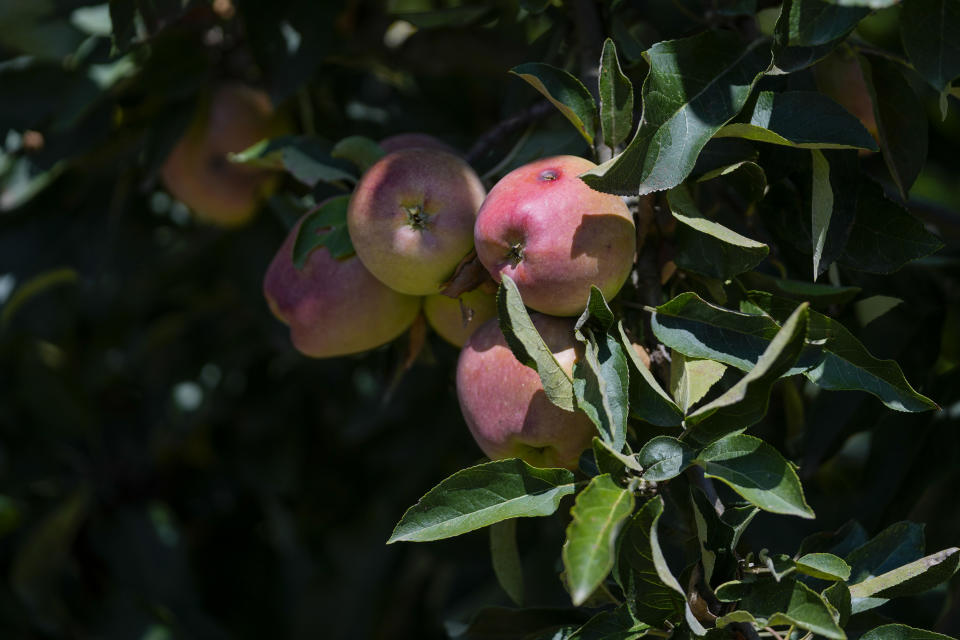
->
[262, 136, 638, 470]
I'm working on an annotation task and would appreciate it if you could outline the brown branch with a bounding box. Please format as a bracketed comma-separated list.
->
[465, 101, 554, 165]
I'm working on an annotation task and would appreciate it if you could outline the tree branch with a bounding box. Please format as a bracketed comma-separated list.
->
[465, 101, 554, 165]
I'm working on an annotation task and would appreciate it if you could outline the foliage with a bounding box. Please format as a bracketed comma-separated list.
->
[2, 0, 960, 639]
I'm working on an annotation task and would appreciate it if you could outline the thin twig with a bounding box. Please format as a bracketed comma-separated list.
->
[465, 101, 554, 165]
[764, 627, 786, 640]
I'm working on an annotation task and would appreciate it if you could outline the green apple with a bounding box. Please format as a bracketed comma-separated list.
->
[424, 287, 497, 347]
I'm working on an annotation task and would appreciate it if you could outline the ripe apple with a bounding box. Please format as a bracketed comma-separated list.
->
[161, 83, 288, 227]
[424, 287, 497, 347]
[263, 213, 421, 358]
[474, 155, 636, 317]
[347, 148, 486, 295]
[456, 313, 596, 469]
[380, 133, 458, 155]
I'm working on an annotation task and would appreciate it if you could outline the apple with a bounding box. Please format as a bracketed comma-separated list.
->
[263, 212, 421, 358]
[424, 287, 498, 347]
[161, 83, 288, 227]
[380, 133, 458, 155]
[456, 313, 596, 469]
[347, 148, 486, 295]
[474, 155, 636, 317]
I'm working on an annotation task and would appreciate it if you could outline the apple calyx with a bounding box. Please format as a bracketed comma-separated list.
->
[402, 202, 429, 229]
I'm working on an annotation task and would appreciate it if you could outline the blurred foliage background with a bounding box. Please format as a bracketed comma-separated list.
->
[1, 0, 959, 638]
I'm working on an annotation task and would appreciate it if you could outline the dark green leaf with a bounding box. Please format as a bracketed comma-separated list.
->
[581, 31, 769, 195]
[696, 160, 768, 204]
[614, 497, 688, 628]
[593, 438, 644, 481]
[796, 553, 852, 581]
[800, 520, 868, 557]
[689, 487, 744, 584]
[739, 272, 861, 306]
[839, 177, 944, 273]
[651, 292, 816, 375]
[108, 0, 137, 51]
[846, 521, 926, 583]
[860, 624, 954, 640]
[563, 474, 635, 606]
[569, 604, 649, 640]
[696, 434, 815, 518]
[490, 520, 524, 606]
[861, 55, 928, 198]
[637, 437, 695, 481]
[330, 135, 386, 173]
[715, 578, 846, 639]
[849, 547, 959, 603]
[747, 293, 939, 412]
[395, 6, 493, 29]
[900, 0, 960, 94]
[823, 582, 851, 627]
[573, 289, 630, 452]
[811, 149, 833, 278]
[666, 184, 769, 280]
[718, 91, 877, 150]
[498, 275, 577, 412]
[511, 63, 598, 145]
[291, 196, 354, 267]
[456, 607, 589, 640]
[765, 553, 798, 580]
[683, 303, 810, 444]
[599, 39, 634, 149]
[773, 0, 867, 72]
[618, 323, 683, 427]
[387, 459, 576, 543]
[229, 136, 355, 188]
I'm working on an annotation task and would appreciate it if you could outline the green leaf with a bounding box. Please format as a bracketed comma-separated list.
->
[617, 323, 683, 427]
[689, 487, 746, 584]
[651, 292, 816, 375]
[696, 434, 815, 518]
[580, 31, 769, 195]
[511, 63, 598, 145]
[717, 91, 878, 151]
[697, 160, 768, 204]
[637, 436, 695, 482]
[849, 547, 960, 603]
[811, 149, 833, 279]
[598, 39, 634, 149]
[291, 196, 354, 267]
[796, 553, 852, 581]
[593, 437, 644, 480]
[846, 521, 926, 583]
[490, 520, 524, 606]
[574, 288, 630, 452]
[569, 605, 649, 640]
[715, 578, 846, 639]
[498, 275, 576, 412]
[747, 293, 939, 412]
[330, 135, 386, 173]
[683, 303, 810, 444]
[860, 624, 955, 640]
[900, 0, 960, 94]
[455, 607, 589, 640]
[838, 177, 944, 274]
[666, 184, 769, 280]
[800, 520, 868, 557]
[614, 497, 688, 628]
[563, 474, 635, 606]
[773, 0, 867, 71]
[823, 582, 852, 627]
[669, 351, 728, 414]
[387, 459, 576, 543]
[826, 0, 897, 6]
[861, 55, 928, 198]
[738, 272, 861, 306]
[765, 553, 799, 581]
[229, 136, 355, 188]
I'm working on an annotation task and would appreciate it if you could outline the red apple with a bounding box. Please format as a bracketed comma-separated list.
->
[263, 213, 421, 358]
[162, 83, 289, 227]
[474, 155, 636, 316]
[456, 314, 596, 469]
[347, 149, 486, 295]
[424, 287, 498, 347]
